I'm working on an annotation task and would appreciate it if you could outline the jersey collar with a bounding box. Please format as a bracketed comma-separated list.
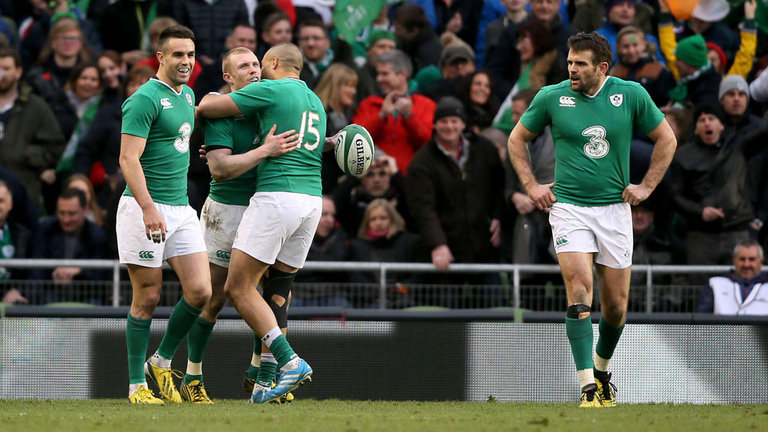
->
[582, 76, 611, 99]
[150, 77, 184, 96]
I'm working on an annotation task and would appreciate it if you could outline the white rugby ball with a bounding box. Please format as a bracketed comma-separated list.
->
[334, 124, 374, 176]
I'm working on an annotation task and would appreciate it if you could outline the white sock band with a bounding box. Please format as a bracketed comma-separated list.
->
[186, 361, 202, 376]
[151, 352, 171, 369]
[577, 368, 595, 390]
[251, 353, 261, 368]
[594, 354, 610, 372]
[261, 327, 282, 348]
[260, 353, 277, 364]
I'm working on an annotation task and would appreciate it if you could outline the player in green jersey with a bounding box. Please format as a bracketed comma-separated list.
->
[184, 46, 299, 402]
[507, 33, 677, 407]
[197, 43, 325, 403]
[117, 26, 212, 405]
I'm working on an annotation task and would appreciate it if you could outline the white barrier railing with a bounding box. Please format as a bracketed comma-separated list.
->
[0, 259, 751, 311]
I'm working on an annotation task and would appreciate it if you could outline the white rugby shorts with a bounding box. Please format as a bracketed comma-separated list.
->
[549, 202, 633, 269]
[116, 195, 206, 267]
[233, 191, 322, 268]
[200, 196, 248, 268]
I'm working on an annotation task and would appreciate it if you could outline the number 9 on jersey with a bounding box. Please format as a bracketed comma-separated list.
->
[334, 124, 375, 177]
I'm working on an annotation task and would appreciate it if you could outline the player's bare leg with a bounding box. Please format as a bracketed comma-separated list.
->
[126, 265, 164, 404]
[225, 249, 311, 403]
[558, 252, 602, 407]
[592, 264, 631, 407]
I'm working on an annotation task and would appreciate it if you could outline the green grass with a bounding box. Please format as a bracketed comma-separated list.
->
[0, 399, 766, 432]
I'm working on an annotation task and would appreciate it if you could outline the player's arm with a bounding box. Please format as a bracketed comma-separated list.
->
[623, 118, 677, 205]
[207, 125, 299, 181]
[119, 134, 167, 242]
[197, 93, 242, 118]
[507, 122, 556, 210]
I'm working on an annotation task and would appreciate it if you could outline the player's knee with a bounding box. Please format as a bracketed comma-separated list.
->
[601, 300, 627, 324]
[566, 303, 591, 319]
[204, 292, 227, 316]
[132, 292, 161, 315]
[185, 285, 211, 309]
[267, 296, 289, 328]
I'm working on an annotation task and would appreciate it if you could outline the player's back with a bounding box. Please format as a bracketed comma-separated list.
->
[230, 78, 327, 197]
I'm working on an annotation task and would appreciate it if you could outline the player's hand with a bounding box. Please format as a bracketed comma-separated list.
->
[262, 124, 300, 156]
[1, 288, 28, 304]
[526, 182, 556, 210]
[143, 206, 167, 243]
[702, 206, 725, 222]
[40, 169, 56, 184]
[431, 244, 454, 271]
[512, 192, 536, 215]
[489, 218, 501, 248]
[622, 183, 651, 206]
[52, 267, 81, 283]
[199, 144, 208, 161]
[745, 0, 757, 20]
[658, 0, 670, 13]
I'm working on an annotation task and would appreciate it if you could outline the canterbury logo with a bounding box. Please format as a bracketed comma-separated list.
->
[559, 96, 575, 107]
[160, 98, 173, 109]
[555, 235, 568, 246]
[216, 250, 231, 260]
[138, 251, 155, 260]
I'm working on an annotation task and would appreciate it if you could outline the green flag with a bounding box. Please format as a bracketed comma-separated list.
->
[333, 0, 387, 42]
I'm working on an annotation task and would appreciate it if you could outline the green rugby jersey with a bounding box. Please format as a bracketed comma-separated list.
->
[229, 78, 326, 197]
[121, 78, 195, 205]
[520, 76, 664, 206]
[205, 114, 260, 206]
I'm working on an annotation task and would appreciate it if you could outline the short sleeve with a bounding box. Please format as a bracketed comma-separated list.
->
[519, 89, 550, 134]
[229, 81, 272, 115]
[633, 84, 665, 134]
[205, 118, 235, 150]
[121, 94, 157, 138]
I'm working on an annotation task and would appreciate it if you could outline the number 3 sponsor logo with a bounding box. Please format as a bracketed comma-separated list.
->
[174, 122, 192, 153]
[581, 125, 610, 159]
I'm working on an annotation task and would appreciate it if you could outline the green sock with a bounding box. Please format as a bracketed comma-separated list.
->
[267, 334, 297, 368]
[187, 317, 215, 363]
[566, 316, 594, 371]
[595, 317, 624, 368]
[157, 298, 202, 360]
[246, 334, 262, 380]
[256, 356, 278, 387]
[126, 314, 151, 384]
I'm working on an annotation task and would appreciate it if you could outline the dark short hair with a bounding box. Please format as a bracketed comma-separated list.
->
[516, 18, 556, 58]
[693, 104, 725, 124]
[0, 47, 21, 68]
[159, 25, 195, 51]
[393, 3, 431, 32]
[298, 18, 327, 37]
[59, 187, 87, 209]
[512, 87, 538, 106]
[568, 32, 613, 69]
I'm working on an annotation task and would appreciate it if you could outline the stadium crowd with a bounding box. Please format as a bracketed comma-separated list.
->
[0, 0, 767, 310]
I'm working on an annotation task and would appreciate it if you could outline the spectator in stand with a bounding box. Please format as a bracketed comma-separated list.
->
[392, 3, 443, 74]
[0, 167, 39, 233]
[696, 240, 768, 315]
[64, 173, 104, 227]
[99, 0, 174, 66]
[454, 70, 500, 134]
[717, 76, 768, 240]
[406, 96, 505, 308]
[291, 196, 352, 308]
[134, 17, 203, 88]
[29, 187, 109, 304]
[673, 0, 739, 65]
[670, 105, 767, 265]
[358, 30, 396, 98]
[349, 199, 427, 309]
[480, 0, 528, 70]
[194, 23, 258, 100]
[0, 47, 66, 215]
[485, 0, 576, 100]
[73, 66, 154, 210]
[595, 0, 664, 65]
[664, 34, 721, 108]
[97, 50, 126, 105]
[256, 10, 292, 60]
[171, 0, 249, 65]
[421, 38, 476, 102]
[408, 0, 485, 48]
[297, 19, 333, 89]
[334, 153, 411, 237]
[314, 63, 359, 194]
[611, 25, 675, 107]
[0, 180, 32, 304]
[352, 49, 436, 174]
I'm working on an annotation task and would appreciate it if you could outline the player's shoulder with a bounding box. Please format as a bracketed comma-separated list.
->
[605, 76, 645, 93]
[534, 80, 573, 101]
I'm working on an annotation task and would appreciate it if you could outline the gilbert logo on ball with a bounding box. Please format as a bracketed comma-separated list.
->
[335, 124, 374, 176]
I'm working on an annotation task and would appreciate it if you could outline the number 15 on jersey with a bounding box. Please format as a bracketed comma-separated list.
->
[297, 110, 321, 151]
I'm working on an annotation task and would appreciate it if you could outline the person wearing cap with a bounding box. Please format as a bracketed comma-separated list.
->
[670, 104, 768, 265]
[352, 49, 436, 174]
[659, 0, 757, 80]
[717, 75, 768, 240]
[664, 33, 721, 107]
[421, 38, 477, 101]
[405, 95, 505, 307]
[595, 0, 664, 65]
[359, 29, 396, 96]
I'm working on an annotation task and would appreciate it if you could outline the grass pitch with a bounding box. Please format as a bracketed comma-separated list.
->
[1, 399, 766, 432]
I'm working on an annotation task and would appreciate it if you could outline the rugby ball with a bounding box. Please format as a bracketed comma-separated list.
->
[334, 124, 374, 176]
